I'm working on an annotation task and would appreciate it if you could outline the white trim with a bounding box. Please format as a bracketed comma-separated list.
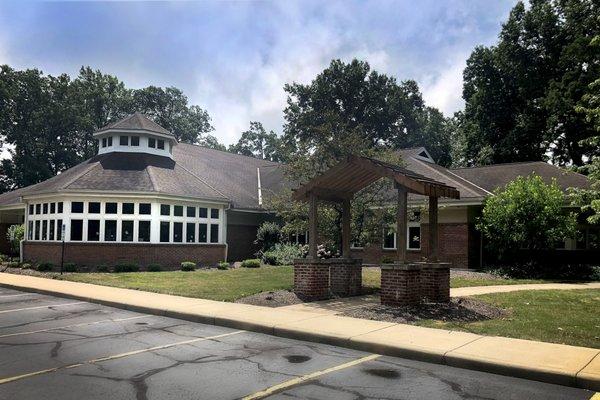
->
[93, 128, 176, 142]
[22, 191, 229, 206]
[257, 167, 263, 206]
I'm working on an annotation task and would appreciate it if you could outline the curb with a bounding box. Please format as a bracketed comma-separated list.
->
[1, 280, 599, 392]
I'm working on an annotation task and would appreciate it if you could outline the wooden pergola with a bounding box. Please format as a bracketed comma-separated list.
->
[292, 155, 460, 262]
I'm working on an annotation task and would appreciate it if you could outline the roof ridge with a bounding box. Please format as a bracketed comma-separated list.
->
[176, 162, 229, 200]
[408, 156, 488, 196]
[451, 160, 548, 170]
[60, 159, 99, 190]
[179, 142, 284, 166]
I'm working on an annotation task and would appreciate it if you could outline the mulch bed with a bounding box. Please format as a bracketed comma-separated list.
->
[342, 297, 508, 324]
[235, 289, 304, 307]
[0, 266, 67, 278]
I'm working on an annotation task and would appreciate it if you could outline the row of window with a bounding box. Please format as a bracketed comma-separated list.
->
[28, 219, 219, 243]
[100, 135, 169, 151]
[29, 201, 220, 219]
[383, 224, 421, 250]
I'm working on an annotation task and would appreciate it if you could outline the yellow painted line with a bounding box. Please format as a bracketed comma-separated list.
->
[242, 354, 381, 400]
[0, 315, 151, 338]
[0, 302, 86, 314]
[0, 330, 245, 385]
[589, 393, 600, 400]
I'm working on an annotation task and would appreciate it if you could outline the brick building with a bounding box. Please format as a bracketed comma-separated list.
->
[0, 114, 595, 269]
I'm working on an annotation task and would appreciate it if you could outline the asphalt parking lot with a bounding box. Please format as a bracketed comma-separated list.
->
[0, 287, 595, 400]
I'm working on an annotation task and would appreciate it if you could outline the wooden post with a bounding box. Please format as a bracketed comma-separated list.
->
[342, 197, 351, 258]
[429, 196, 439, 261]
[308, 192, 318, 259]
[396, 184, 407, 263]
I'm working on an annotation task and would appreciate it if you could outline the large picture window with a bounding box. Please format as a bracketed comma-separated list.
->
[160, 221, 170, 242]
[210, 224, 219, 243]
[88, 220, 100, 241]
[121, 220, 134, 241]
[138, 221, 151, 242]
[71, 220, 83, 241]
[186, 223, 195, 243]
[105, 220, 117, 241]
[173, 222, 183, 242]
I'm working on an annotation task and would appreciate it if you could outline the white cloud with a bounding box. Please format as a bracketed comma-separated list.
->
[421, 56, 467, 116]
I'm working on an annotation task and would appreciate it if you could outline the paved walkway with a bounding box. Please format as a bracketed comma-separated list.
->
[0, 272, 598, 392]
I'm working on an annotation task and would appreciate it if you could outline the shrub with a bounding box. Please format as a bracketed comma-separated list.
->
[261, 243, 305, 266]
[37, 262, 54, 272]
[6, 224, 24, 255]
[241, 259, 261, 268]
[6, 261, 20, 268]
[0, 254, 8, 262]
[20, 263, 32, 270]
[114, 263, 140, 273]
[96, 265, 110, 272]
[255, 222, 282, 253]
[181, 261, 196, 271]
[63, 263, 78, 273]
[147, 264, 163, 272]
[381, 256, 395, 264]
[217, 262, 229, 270]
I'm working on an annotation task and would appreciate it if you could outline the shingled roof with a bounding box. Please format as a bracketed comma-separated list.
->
[94, 112, 174, 137]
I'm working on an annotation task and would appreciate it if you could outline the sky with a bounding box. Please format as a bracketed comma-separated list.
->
[0, 0, 517, 146]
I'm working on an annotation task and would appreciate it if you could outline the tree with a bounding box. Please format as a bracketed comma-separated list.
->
[458, 0, 599, 167]
[229, 121, 285, 161]
[478, 174, 577, 259]
[6, 224, 24, 255]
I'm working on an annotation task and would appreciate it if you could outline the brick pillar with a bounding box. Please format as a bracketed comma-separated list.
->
[293, 259, 330, 301]
[330, 259, 362, 297]
[420, 262, 450, 303]
[380, 263, 421, 306]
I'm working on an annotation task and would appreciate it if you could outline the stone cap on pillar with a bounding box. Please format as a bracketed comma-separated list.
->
[294, 258, 363, 265]
[380, 262, 422, 271]
[414, 261, 452, 269]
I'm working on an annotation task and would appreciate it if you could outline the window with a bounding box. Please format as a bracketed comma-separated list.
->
[148, 138, 156, 148]
[49, 220, 55, 240]
[35, 204, 41, 214]
[107, 136, 113, 146]
[28, 221, 33, 240]
[131, 136, 140, 146]
[88, 202, 101, 214]
[34, 221, 40, 240]
[29, 204, 33, 215]
[198, 224, 207, 243]
[58, 202, 63, 213]
[102, 138, 107, 148]
[160, 221, 170, 242]
[122, 203, 134, 214]
[71, 220, 83, 241]
[173, 222, 183, 242]
[210, 224, 219, 243]
[121, 220, 134, 241]
[408, 224, 421, 250]
[210, 208, 219, 219]
[186, 206, 196, 218]
[41, 220, 48, 240]
[120, 136, 129, 146]
[174, 205, 183, 217]
[139, 203, 151, 215]
[57, 219, 63, 240]
[105, 202, 118, 214]
[88, 220, 100, 241]
[104, 220, 117, 241]
[71, 202, 84, 213]
[383, 231, 395, 249]
[186, 223, 195, 243]
[50, 202, 56, 214]
[199, 208, 208, 218]
[160, 204, 170, 216]
[138, 221, 151, 242]
[43, 203, 48, 214]
[157, 139, 165, 150]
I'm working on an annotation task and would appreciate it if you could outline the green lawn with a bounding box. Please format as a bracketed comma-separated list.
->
[417, 289, 600, 348]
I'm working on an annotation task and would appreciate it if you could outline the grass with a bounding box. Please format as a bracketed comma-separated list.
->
[417, 289, 600, 349]
[61, 266, 294, 302]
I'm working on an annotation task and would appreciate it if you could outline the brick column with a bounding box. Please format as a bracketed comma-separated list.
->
[380, 263, 421, 306]
[329, 259, 362, 297]
[420, 262, 450, 303]
[293, 259, 330, 301]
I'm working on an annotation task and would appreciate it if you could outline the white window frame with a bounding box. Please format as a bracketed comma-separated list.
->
[382, 222, 421, 251]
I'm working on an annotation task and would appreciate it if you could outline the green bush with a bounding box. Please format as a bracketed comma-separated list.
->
[217, 261, 229, 270]
[147, 264, 163, 272]
[6, 224, 24, 255]
[241, 259, 261, 268]
[114, 263, 140, 273]
[20, 263, 32, 270]
[181, 261, 196, 271]
[255, 222, 282, 253]
[63, 263, 78, 273]
[6, 261, 20, 268]
[261, 243, 305, 266]
[381, 256, 395, 264]
[0, 254, 8, 262]
[37, 262, 54, 272]
[96, 264, 110, 272]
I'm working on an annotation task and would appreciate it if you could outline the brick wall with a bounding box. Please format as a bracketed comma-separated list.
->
[22, 241, 226, 269]
[380, 265, 421, 306]
[329, 260, 362, 297]
[351, 223, 471, 269]
[293, 261, 330, 301]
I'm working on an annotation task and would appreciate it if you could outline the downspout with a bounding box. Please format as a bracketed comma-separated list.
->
[256, 167, 263, 207]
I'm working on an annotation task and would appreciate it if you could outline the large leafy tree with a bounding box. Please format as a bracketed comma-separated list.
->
[229, 121, 285, 162]
[0, 65, 217, 191]
[458, 0, 599, 167]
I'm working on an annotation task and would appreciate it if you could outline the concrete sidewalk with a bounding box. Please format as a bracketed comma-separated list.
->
[452, 282, 600, 297]
[0, 272, 598, 391]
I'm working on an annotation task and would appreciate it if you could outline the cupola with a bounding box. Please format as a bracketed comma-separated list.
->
[93, 112, 177, 159]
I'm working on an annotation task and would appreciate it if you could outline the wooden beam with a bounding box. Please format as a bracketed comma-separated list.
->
[309, 193, 318, 259]
[342, 197, 351, 258]
[428, 196, 438, 261]
[396, 184, 407, 263]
